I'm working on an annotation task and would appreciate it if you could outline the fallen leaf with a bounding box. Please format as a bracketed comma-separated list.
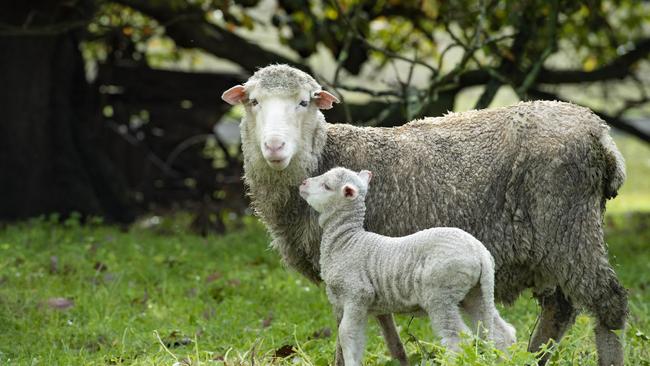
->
[309, 327, 332, 339]
[205, 272, 222, 283]
[273, 344, 295, 358]
[47, 297, 74, 310]
[94, 261, 108, 272]
[163, 331, 192, 348]
[262, 312, 274, 328]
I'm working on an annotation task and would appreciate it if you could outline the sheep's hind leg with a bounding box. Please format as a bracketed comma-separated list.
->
[594, 321, 624, 366]
[528, 289, 577, 365]
[376, 314, 409, 366]
[558, 241, 627, 366]
[587, 266, 627, 366]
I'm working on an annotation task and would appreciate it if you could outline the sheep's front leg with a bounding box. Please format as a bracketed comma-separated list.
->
[376, 314, 408, 366]
[338, 304, 368, 366]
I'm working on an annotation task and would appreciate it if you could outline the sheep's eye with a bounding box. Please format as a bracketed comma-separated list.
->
[323, 183, 331, 190]
[299, 100, 309, 107]
[250, 99, 258, 106]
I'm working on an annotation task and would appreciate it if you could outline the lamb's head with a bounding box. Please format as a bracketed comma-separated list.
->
[222, 64, 339, 171]
[299, 167, 372, 213]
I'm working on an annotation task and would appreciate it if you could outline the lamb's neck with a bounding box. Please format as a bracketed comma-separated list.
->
[319, 203, 366, 255]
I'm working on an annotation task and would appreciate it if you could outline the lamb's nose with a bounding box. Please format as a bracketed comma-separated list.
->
[264, 140, 285, 152]
[301, 179, 308, 186]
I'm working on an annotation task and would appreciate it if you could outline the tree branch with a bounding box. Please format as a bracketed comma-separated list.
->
[459, 37, 650, 89]
[537, 37, 650, 84]
[112, 0, 305, 74]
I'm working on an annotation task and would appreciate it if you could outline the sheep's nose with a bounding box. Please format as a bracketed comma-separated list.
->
[301, 179, 308, 186]
[264, 139, 285, 152]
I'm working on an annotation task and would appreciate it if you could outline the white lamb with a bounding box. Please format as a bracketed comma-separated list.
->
[299, 167, 516, 365]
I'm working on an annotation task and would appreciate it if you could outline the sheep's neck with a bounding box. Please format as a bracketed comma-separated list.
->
[319, 202, 366, 255]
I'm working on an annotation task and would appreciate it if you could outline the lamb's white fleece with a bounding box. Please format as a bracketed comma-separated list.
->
[300, 167, 516, 365]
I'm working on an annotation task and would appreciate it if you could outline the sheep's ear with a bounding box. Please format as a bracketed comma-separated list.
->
[313, 90, 340, 110]
[222, 85, 247, 105]
[342, 184, 358, 199]
[358, 170, 372, 184]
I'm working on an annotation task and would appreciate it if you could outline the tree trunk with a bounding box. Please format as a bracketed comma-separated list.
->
[0, 32, 134, 222]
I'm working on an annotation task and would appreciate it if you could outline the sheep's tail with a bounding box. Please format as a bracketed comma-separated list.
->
[477, 249, 496, 340]
[599, 131, 626, 199]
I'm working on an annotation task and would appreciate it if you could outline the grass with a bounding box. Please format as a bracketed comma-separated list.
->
[0, 136, 648, 365]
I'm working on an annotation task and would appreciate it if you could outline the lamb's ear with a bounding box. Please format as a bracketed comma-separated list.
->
[222, 85, 247, 105]
[358, 170, 372, 184]
[313, 90, 340, 110]
[342, 184, 358, 199]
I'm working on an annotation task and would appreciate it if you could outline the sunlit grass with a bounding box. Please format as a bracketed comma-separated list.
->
[0, 206, 648, 365]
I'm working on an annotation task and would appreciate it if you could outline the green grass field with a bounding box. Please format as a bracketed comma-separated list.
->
[0, 136, 648, 365]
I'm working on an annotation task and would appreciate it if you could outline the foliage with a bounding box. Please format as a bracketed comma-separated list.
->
[79, 0, 650, 137]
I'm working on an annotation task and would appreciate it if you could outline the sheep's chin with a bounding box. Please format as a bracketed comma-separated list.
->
[265, 157, 291, 171]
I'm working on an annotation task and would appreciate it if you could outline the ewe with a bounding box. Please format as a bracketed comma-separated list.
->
[222, 64, 627, 366]
[299, 167, 516, 365]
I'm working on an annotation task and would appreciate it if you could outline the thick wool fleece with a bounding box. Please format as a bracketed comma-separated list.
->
[239, 65, 628, 366]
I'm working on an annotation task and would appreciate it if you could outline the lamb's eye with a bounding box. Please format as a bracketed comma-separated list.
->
[250, 99, 258, 106]
[299, 100, 309, 107]
[323, 183, 331, 190]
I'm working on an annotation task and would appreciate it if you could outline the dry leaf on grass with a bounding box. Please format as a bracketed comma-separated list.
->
[46, 297, 74, 310]
[273, 344, 295, 358]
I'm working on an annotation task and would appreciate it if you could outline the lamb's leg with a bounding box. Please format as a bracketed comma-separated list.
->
[338, 304, 368, 366]
[528, 289, 577, 365]
[427, 302, 470, 352]
[334, 308, 345, 366]
[461, 285, 493, 340]
[492, 313, 517, 351]
[376, 314, 408, 366]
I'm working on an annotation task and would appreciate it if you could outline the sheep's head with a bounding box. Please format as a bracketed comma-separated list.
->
[299, 167, 372, 213]
[222, 64, 339, 171]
